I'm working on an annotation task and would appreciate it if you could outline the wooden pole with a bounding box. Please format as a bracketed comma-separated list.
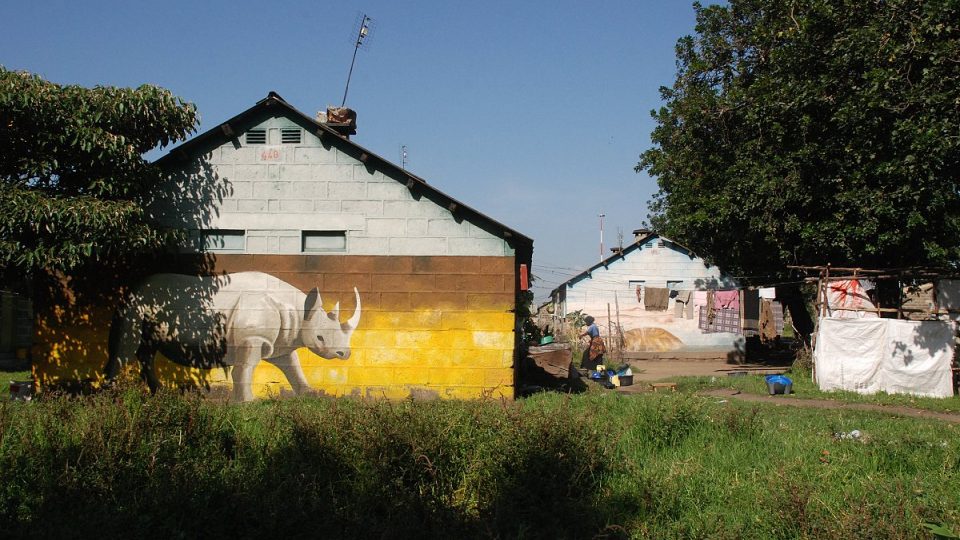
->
[606, 303, 613, 364]
[614, 292, 623, 352]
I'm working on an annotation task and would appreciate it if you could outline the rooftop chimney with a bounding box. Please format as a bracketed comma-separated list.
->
[317, 106, 357, 138]
[632, 227, 653, 240]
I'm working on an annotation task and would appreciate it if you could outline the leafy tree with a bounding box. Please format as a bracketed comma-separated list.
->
[0, 67, 198, 277]
[638, 0, 960, 277]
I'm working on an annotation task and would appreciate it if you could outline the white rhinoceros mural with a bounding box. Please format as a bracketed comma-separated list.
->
[104, 271, 361, 401]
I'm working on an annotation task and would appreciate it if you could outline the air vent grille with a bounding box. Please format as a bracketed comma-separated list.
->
[245, 129, 266, 144]
[281, 128, 302, 144]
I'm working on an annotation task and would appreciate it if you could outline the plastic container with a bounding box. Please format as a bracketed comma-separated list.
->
[765, 374, 793, 395]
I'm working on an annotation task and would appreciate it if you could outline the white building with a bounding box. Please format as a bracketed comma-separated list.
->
[549, 229, 743, 360]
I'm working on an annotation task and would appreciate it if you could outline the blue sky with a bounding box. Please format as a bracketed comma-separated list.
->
[2, 1, 708, 299]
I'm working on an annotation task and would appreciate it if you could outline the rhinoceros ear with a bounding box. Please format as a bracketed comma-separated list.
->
[303, 287, 323, 320]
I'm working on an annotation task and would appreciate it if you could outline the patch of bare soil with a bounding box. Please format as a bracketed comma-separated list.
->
[698, 389, 960, 424]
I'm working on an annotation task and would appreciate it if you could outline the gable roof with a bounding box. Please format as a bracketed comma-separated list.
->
[550, 232, 711, 296]
[156, 92, 533, 264]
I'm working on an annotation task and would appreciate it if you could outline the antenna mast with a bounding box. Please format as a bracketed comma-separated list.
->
[598, 212, 606, 261]
[341, 13, 373, 107]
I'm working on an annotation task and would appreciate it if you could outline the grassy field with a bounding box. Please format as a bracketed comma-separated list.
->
[671, 368, 960, 414]
[1, 382, 958, 539]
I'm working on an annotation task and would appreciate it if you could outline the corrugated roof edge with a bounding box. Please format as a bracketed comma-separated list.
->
[154, 92, 532, 265]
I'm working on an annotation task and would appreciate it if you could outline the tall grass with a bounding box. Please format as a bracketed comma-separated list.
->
[1, 387, 958, 538]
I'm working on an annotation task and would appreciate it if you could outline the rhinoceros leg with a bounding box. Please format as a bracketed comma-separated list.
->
[231, 341, 264, 402]
[266, 350, 313, 395]
[136, 342, 160, 393]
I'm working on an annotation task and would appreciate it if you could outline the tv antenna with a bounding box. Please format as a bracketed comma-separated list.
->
[341, 13, 375, 107]
[598, 212, 606, 261]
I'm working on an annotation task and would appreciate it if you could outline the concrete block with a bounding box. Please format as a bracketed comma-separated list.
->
[383, 200, 448, 218]
[253, 181, 288, 199]
[280, 199, 314, 213]
[406, 218, 428, 236]
[448, 237, 507, 256]
[366, 218, 407, 237]
[294, 147, 336, 164]
[229, 181, 253, 198]
[219, 199, 238, 212]
[367, 182, 410, 201]
[267, 164, 280, 180]
[314, 200, 342, 213]
[237, 199, 267, 213]
[246, 234, 278, 253]
[335, 150, 364, 165]
[278, 235, 301, 254]
[267, 200, 281, 212]
[312, 164, 357, 182]
[346, 236, 390, 254]
[235, 165, 267, 180]
[329, 182, 367, 199]
[389, 236, 447, 255]
[279, 164, 312, 181]
[219, 147, 256, 164]
[212, 163, 234, 180]
[341, 200, 382, 215]
[427, 218, 471, 238]
[288, 181, 319, 198]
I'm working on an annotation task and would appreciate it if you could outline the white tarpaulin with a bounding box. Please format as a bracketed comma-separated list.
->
[826, 279, 878, 318]
[814, 318, 956, 398]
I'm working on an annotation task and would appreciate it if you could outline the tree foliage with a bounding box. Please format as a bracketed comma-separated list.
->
[0, 68, 198, 275]
[638, 0, 960, 276]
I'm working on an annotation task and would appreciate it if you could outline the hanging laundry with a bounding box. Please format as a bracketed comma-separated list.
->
[759, 299, 777, 342]
[742, 289, 760, 334]
[674, 290, 692, 318]
[693, 290, 709, 327]
[759, 287, 776, 299]
[698, 307, 742, 334]
[714, 290, 740, 310]
[644, 287, 670, 311]
[827, 279, 878, 319]
[706, 290, 716, 323]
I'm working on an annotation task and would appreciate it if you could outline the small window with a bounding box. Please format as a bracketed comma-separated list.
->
[302, 231, 346, 252]
[281, 128, 302, 144]
[245, 129, 266, 145]
[201, 230, 245, 252]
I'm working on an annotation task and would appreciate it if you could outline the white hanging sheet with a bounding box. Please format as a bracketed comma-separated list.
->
[814, 318, 956, 398]
[826, 279, 879, 318]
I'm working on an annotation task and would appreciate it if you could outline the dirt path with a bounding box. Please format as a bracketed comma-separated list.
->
[698, 389, 960, 424]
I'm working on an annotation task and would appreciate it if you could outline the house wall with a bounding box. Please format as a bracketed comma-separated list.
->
[561, 238, 741, 358]
[33, 112, 520, 400]
[160, 115, 513, 257]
